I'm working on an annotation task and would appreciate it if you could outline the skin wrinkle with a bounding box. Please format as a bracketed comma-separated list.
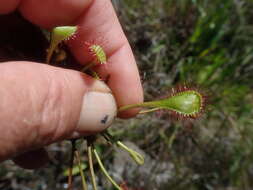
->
[26, 81, 43, 145]
[39, 73, 61, 145]
[51, 72, 71, 141]
[99, 42, 129, 80]
[49, 71, 78, 142]
[11, 78, 44, 156]
[38, 69, 77, 145]
[74, 0, 109, 29]
[62, 72, 86, 136]
[73, 0, 95, 22]
[2, 81, 37, 158]
[106, 39, 128, 59]
[15, 67, 53, 148]
[0, 65, 25, 158]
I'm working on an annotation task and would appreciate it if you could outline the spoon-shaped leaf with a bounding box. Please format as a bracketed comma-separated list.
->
[119, 88, 206, 118]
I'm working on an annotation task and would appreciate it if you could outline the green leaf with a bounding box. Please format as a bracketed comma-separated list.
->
[153, 90, 203, 116]
[119, 88, 205, 118]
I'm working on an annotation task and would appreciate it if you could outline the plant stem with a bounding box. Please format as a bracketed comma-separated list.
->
[168, 124, 180, 149]
[93, 148, 122, 190]
[138, 108, 160, 114]
[68, 140, 76, 190]
[118, 101, 156, 112]
[88, 144, 97, 190]
[75, 150, 88, 190]
[102, 131, 115, 145]
[46, 48, 54, 64]
[81, 62, 96, 72]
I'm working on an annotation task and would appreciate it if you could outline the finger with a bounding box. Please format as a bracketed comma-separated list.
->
[19, 0, 93, 29]
[13, 148, 49, 169]
[0, 61, 117, 162]
[19, 0, 144, 118]
[68, 0, 143, 118]
[0, 0, 20, 14]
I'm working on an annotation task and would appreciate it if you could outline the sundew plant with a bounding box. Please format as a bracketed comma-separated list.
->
[1, 1, 253, 189]
[46, 26, 208, 190]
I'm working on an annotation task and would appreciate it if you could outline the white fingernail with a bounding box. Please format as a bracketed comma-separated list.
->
[75, 91, 117, 134]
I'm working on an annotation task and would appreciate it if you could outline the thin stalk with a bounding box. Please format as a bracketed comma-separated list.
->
[118, 101, 156, 112]
[88, 145, 97, 190]
[68, 140, 76, 190]
[138, 108, 160, 114]
[46, 48, 54, 64]
[102, 131, 115, 145]
[93, 148, 122, 190]
[81, 62, 96, 72]
[90, 70, 101, 80]
[168, 124, 180, 149]
[75, 150, 88, 190]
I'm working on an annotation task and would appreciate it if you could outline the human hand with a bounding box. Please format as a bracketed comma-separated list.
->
[0, 0, 143, 168]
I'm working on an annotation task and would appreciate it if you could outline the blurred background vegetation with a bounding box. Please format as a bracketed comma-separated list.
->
[1, 0, 253, 189]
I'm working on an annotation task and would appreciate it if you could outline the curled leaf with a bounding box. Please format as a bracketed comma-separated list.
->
[116, 141, 144, 165]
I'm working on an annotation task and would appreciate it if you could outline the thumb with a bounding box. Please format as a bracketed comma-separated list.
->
[0, 61, 117, 162]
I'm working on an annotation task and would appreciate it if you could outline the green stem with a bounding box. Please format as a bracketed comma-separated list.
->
[93, 148, 122, 190]
[118, 101, 156, 112]
[75, 150, 88, 190]
[88, 145, 97, 190]
[138, 108, 160, 114]
[168, 124, 180, 149]
[81, 62, 96, 72]
[68, 140, 76, 190]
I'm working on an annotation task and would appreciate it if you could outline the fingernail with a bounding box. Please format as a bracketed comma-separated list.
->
[75, 90, 117, 134]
